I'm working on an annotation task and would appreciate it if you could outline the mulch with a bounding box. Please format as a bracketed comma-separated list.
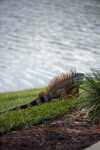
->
[0, 108, 100, 150]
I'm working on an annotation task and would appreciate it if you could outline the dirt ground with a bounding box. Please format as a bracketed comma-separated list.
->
[0, 108, 100, 150]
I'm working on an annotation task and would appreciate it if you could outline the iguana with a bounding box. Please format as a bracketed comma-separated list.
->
[0, 69, 84, 114]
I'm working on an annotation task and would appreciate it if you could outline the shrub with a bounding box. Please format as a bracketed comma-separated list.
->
[81, 68, 100, 124]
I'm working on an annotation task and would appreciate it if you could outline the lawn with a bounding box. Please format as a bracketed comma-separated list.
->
[0, 68, 100, 135]
[0, 87, 82, 135]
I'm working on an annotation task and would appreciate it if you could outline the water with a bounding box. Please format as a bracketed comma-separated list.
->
[0, 0, 100, 92]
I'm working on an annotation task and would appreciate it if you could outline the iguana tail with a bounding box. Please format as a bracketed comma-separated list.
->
[0, 91, 51, 114]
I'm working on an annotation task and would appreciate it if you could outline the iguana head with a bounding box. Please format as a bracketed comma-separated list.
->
[74, 73, 84, 84]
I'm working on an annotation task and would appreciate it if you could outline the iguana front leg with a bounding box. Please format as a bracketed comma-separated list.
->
[56, 87, 79, 100]
[56, 88, 68, 99]
[69, 87, 79, 97]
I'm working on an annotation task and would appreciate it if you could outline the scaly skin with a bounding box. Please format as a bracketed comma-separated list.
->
[0, 70, 84, 114]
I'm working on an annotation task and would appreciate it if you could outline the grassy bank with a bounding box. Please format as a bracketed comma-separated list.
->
[0, 68, 100, 135]
[0, 88, 82, 135]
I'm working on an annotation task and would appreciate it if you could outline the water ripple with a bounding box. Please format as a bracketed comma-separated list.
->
[0, 0, 100, 92]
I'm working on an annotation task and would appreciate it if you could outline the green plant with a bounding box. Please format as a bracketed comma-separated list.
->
[81, 68, 100, 124]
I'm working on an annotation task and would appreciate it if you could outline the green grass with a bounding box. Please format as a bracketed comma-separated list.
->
[0, 88, 82, 135]
[0, 88, 45, 112]
[0, 68, 100, 135]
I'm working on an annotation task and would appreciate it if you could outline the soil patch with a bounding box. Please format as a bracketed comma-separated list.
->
[0, 108, 100, 150]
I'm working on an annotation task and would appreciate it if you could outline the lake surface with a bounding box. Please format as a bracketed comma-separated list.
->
[0, 0, 100, 92]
